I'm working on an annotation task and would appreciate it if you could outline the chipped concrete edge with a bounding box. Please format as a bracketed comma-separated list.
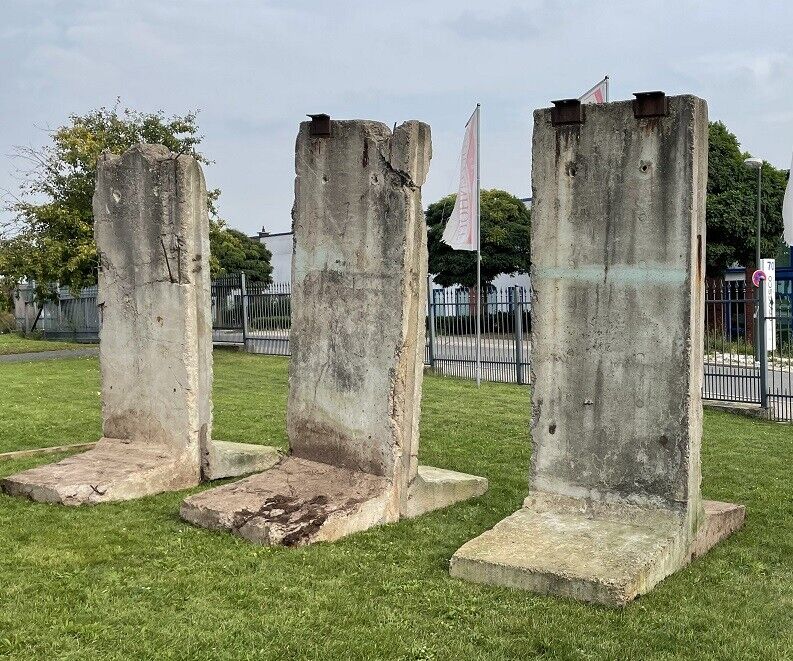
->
[0, 442, 98, 462]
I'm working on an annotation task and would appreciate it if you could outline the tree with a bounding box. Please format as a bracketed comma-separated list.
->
[426, 188, 530, 287]
[706, 121, 788, 276]
[209, 225, 272, 282]
[0, 103, 272, 305]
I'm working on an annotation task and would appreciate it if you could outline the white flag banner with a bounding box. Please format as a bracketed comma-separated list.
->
[783, 150, 793, 246]
[441, 107, 479, 251]
[580, 76, 609, 104]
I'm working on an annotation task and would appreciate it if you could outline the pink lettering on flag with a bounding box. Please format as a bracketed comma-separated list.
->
[442, 107, 479, 252]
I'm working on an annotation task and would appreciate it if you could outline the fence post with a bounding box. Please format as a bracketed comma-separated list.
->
[758, 283, 769, 409]
[240, 272, 249, 350]
[427, 275, 436, 368]
[514, 287, 525, 385]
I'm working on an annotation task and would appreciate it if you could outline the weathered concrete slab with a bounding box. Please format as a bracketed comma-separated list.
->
[183, 117, 487, 543]
[2, 145, 212, 505]
[180, 456, 393, 545]
[287, 119, 432, 507]
[1, 438, 197, 505]
[450, 500, 745, 606]
[689, 500, 746, 559]
[0, 442, 98, 462]
[451, 95, 743, 603]
[182, 461, 488, 542]
[204, 441, 282, 481]
[1, 439, 283, 503]
[529, 96, 710, 531]
[405, 466, 488, 518]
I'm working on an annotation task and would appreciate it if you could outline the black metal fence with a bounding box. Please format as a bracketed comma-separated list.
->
[212, 275, 290, 356]
[426, 285, 530, 384]
[704, 279, 792, 421]
[14, 275, 793, 421]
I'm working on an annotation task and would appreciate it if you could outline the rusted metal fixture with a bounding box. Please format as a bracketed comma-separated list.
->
[308, 113, 331, 137]
[633, 92, 669, 118]
[551, 99, 584, 126]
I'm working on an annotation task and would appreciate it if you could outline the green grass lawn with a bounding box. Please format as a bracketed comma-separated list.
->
[0, 332, 88, 355]
[0, 352, 791, 660]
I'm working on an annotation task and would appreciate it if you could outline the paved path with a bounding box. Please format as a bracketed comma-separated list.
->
[0, 347, 99, 363]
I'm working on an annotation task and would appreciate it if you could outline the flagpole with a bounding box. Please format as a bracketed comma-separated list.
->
[476, 103, 482, 388]
[604, 75, 609, 102]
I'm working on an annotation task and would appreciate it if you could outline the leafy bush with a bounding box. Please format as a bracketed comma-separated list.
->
[0, 312, 16, 334]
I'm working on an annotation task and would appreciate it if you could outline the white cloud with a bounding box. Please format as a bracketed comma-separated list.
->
[1, 0, 792, 234]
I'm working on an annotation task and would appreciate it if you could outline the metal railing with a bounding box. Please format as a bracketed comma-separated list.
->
[426, 284, 530, 384]
[13, 275, 793, 421]
[704, 278, 792, 421]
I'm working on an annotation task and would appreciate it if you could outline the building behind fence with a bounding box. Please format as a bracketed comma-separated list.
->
[13, 273, 793, 421]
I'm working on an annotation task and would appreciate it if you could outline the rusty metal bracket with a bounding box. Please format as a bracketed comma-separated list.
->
[633, 92, 668, 118]
[551, 99, 584, 126]
[308, 113, 331, 137]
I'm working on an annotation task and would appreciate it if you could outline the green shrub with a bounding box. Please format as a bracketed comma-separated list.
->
[0, 312, 16, 334]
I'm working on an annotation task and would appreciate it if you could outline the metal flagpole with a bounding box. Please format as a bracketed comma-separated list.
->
[476, 103, 482, 387]
[604, 75, 609, 102]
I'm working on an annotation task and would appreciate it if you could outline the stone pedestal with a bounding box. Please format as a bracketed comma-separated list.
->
[181, 119, 487, 544]
[450, 96, 744, 606]
[2, 145, 273, 505]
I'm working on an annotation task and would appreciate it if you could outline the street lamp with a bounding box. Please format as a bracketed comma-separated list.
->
[743, 156, 768, 408]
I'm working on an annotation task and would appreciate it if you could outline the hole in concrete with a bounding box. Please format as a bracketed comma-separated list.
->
[549, 422, 556, 435]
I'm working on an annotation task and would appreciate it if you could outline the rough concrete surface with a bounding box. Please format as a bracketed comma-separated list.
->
[180, 456, 394, 545]
[3, 145, 213, 505]
[288, 119, 431, 507]
[95, 144, 212, 477]
[183, 119, 487, 544]
[529, 96, 709, 523]
[450, 499, 744, 607]
[450, 96, 743, 604]
[405, 466, 488, 518]
[0, 442, 98, 461]
[1, 438, 198, 505]
[204, 441, 282, 481]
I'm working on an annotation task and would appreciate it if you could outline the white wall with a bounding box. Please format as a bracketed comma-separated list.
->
[257, 232, 293, 284]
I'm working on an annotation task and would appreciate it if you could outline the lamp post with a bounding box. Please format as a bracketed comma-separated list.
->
[743, 156, 768, 408]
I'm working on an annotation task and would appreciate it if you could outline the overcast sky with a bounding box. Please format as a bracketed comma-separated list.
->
[2, 0, 792, 235]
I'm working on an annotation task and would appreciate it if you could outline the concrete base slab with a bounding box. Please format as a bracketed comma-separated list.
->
[689, 500, 746, 559]
[0, 438, 199, 506]
[450, 500, 744, 606]
[205, 441, 282, 481]
[405, 466, 488, 518]
[180, 456, 395, 546]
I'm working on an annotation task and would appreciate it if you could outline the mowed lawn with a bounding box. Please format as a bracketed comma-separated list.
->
[0, 350, 791, 660]
[0, 333, 87, 356]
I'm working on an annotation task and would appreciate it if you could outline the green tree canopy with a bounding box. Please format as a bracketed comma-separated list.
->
[0, 103, 271, 301]
[426, 188, 530, 287]
[209, 226, 272, 282]
[706, 121, 788, 275]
